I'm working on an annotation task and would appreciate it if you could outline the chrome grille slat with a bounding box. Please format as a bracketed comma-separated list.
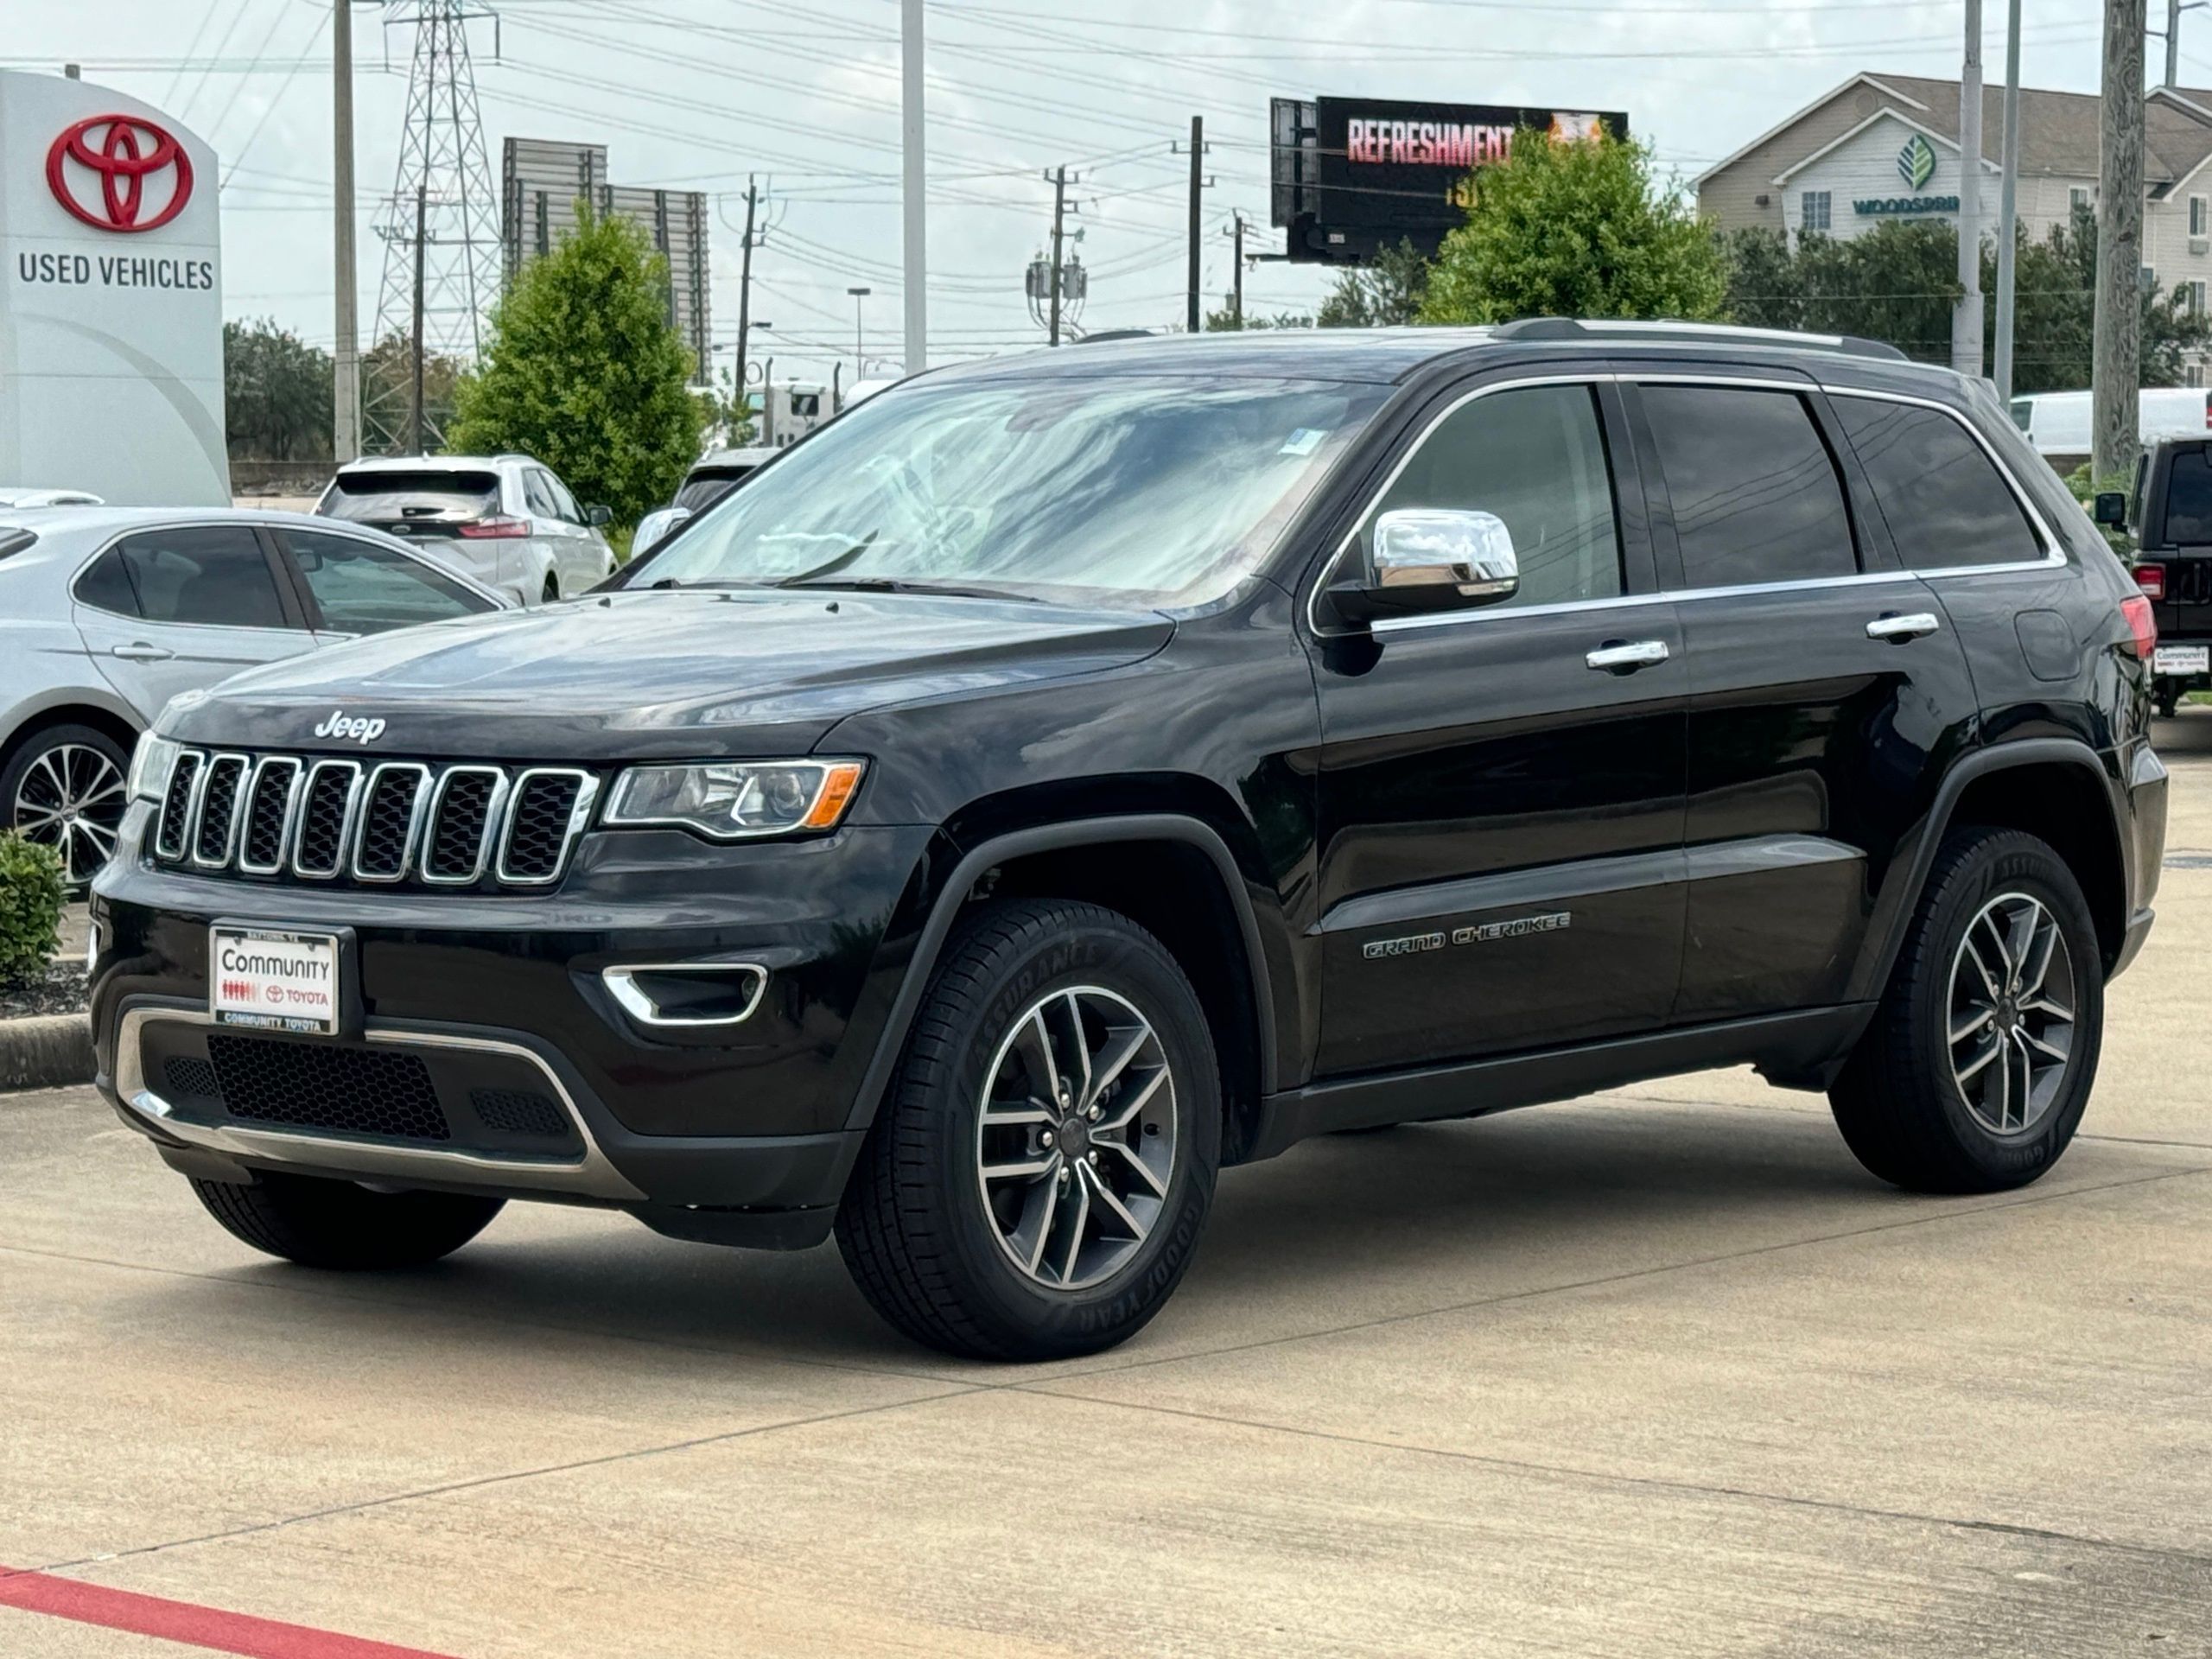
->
[150, 752, 594, 891]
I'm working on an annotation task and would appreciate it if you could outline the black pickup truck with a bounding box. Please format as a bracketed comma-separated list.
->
[2116, 437, 2212, 715]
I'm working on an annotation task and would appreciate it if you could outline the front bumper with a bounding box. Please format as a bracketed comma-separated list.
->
[91, 812, 938, 1235]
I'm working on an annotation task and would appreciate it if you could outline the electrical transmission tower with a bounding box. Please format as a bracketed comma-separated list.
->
[365, 0, 503, 453]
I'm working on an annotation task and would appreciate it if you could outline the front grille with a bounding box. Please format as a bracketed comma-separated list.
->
[500, 770, 586, 883]
[155, 750, 203, 860]
[207, 1032, 450, 1141]
[163, 1055, 222, 1102]
[149, 749, 594, 891]
[192, 754, 248, 866]
[238, 759, 299, 874]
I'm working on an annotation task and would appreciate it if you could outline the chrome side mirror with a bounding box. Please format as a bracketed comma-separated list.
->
[632, 505, 693, 557]
[1331, 508, 1519, 626]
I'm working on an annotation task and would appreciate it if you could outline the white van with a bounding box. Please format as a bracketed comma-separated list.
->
[2012, 387, 2211, 471]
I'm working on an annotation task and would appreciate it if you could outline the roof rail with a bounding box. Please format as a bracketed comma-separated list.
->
[1491, 317, 1909, 362]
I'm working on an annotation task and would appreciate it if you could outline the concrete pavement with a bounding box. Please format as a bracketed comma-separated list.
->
[5, 721, 2211, 1656]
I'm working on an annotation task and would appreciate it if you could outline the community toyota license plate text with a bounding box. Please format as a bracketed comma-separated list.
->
[2155, 645, 2209, 675]
[209, 926, 341, 1035]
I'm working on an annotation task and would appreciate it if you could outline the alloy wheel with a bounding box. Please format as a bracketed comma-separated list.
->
[974, 985, 1178, 1290]
[1947, 891, 2076, 1136]
[11, 741, 124, 886]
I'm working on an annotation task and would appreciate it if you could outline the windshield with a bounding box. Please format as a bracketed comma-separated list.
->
[628, 372, 1385, 606]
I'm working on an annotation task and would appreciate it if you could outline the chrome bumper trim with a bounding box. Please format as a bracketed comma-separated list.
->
[116, 1007, 645, 1202]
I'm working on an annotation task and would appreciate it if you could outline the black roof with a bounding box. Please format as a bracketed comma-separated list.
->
[926, 320, 1951, 391]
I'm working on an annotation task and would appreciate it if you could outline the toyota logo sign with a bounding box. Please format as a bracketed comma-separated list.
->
[45, 112, 194, 233]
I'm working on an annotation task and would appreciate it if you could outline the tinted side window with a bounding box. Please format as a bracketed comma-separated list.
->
[2163, 448, 2212, 544]
[283, 530, 491, 633]
[72, 546, 141, 616]
[1363, 383, 1623, 608]
[1641, 385, 1856, 588]
[522, 471, 559, 518]
[112, 527, 289, 628]
[543, 471, 582, 522]
[1834, 396, 2042, 568]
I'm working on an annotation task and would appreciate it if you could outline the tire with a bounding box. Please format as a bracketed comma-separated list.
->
[188, 1172, 504, 1269]
[836, 898, 1221, 1361]
[1828, 827, 2103, 1194]
[1, 721, 130, 888]
[2156, 683, 2181, 720]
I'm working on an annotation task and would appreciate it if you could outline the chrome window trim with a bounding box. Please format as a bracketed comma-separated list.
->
[601, 963, 769, 1028]
[188, 753, 251, 869]
[418, 765, 511, 887]
[289, 759, 364, 880]
[114, 1006, 643, 1202]
[153, 747, 205, 861]
[347, 760, 435, 883]
[233, 756, 302, 877]
[495, 767, 600, 887]
[1307, 371, 2067, 643]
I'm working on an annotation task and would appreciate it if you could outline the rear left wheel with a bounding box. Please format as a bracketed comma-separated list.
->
[1, 722, 129, 887]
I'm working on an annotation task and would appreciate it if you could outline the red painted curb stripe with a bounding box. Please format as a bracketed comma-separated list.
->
[0, 1567, 463, 1659]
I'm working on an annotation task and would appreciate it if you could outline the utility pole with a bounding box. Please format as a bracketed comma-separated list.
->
[1230, 212, 1246, 327]
[2170, 0, 2183, 86]
[1047, 165, 1068, 346]
[1994, 0, 2023, 397]
[900, 0, 926, 372]
[2094, 0, 2147, 485]
[1954, 0, 1986, 378]
[409, 183, 427, 454]
[732, 177, 759, 424]
[333, 0, 359, 464]
[1186, 116, 1204, 333]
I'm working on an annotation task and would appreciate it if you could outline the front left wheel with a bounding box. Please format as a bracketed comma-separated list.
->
[836, 899, 1220, 1361]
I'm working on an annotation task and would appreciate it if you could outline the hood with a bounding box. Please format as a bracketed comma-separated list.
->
[165, 588, 1174, 760]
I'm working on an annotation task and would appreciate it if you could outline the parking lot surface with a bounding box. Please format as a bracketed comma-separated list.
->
[7, 726, 2212, 1656]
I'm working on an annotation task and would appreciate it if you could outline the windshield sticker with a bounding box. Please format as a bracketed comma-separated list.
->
[1279, 428, 1327, 456]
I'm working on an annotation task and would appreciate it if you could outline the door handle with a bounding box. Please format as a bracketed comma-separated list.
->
[1586, 639, 1670, 672]
[1865, 611, 1942, 643]
[110, 643, 174, 662]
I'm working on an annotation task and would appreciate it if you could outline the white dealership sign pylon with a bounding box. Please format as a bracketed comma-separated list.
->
[0, 68, 226, 505]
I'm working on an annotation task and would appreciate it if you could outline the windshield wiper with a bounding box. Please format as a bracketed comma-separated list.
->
[773, 532, 878, 588]
[779, 576, 1039, 602]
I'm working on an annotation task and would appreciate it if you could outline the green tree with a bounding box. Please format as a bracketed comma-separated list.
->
[223, 318, 333, 460]
[1419, 131, 1725, 325]
[1720, 207, 2210, 394]
[448, 207, 704, 524]
[1202, 298, 1313, 331]
[361, 331, 465, 454]
[1316, 238, 1431, 327]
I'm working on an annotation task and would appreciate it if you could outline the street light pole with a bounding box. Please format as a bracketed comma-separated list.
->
[333, 0, 359, 462]
[1994, 0, 2023, 397]
[849, 286, 872, 372]
[900, 0, 926, 372]
[1954, 0, 1986, 378]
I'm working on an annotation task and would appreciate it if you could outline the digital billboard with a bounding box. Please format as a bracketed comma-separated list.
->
[1272, 96, 1629, 264]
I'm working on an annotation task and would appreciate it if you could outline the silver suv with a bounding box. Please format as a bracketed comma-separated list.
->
[315, 454, 615, 606]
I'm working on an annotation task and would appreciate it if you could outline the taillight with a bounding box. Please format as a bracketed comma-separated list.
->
[2134, 563, 2167, 601]
[2122, 593, 2158, 658]
[457, 516, 531, 539]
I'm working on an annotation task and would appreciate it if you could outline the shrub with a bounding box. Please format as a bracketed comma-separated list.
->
[0, 833, 64, 991]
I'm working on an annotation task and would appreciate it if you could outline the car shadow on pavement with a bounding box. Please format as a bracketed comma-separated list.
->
[121, 1098, 1916, 1376]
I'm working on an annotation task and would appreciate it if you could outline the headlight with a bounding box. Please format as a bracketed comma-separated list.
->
[126, 733, 181, 803]
[604, 759, 865, 841]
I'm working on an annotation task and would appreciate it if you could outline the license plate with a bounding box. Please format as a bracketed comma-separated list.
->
[2155, 645, 2209, 675]
[209, 925, 341, 1035]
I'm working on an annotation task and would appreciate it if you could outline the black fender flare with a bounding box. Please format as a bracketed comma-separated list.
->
[841, 814, 1279, 1134]
[1849, 736, 2120, 1004]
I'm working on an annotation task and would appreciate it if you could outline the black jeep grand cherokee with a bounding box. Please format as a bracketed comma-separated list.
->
[92, 321, 2167, 1359]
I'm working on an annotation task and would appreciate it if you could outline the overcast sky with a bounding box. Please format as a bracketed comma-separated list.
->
[3, 0, 2125, 390]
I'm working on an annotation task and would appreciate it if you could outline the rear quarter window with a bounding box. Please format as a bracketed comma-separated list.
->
[2161, 448, 2212, 544]
[1832, 396, 2043, 569]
